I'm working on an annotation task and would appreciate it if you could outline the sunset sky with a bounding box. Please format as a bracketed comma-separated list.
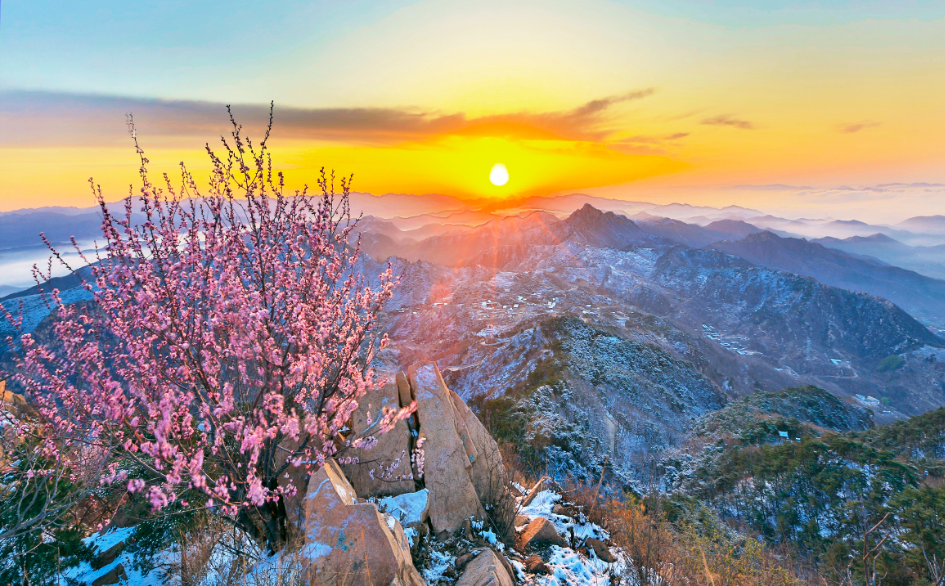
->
[1, 0, 944, 222]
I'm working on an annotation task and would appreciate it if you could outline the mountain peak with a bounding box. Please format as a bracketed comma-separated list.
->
[574, 202, 605, 217]
[557, 204, 649, 248]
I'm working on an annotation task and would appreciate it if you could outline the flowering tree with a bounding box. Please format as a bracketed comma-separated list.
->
[0, 107, 409, 550]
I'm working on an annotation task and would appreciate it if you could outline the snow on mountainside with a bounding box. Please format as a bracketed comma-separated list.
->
[4, 201, 945, 584]
[710, 231, 945, 327]
[6, 204, 945, 423]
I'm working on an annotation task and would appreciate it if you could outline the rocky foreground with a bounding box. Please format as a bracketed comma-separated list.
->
[301, 361, 623, 585]
[70, 363, 623, 585]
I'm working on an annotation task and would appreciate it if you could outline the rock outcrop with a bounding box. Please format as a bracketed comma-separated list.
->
[299, 363, 514, 583]
[408, 362, 512, 536]
[517, 517, 566, 550]
[302, 459, 425, 586]
[455, 549, 515, 586]
[339, 382, 417, 498]
[91, 564, 127, 586]
[586, 537, 616, 563]
[90, 541, 125, 570]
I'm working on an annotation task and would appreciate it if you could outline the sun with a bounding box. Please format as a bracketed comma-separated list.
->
[489, 163, 509, 186]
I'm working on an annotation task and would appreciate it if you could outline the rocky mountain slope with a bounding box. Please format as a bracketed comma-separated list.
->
[815, 233, 945, 281]
[711, 231, 945, 326]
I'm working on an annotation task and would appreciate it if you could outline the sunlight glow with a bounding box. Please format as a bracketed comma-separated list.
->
[489, 163, 510, 186]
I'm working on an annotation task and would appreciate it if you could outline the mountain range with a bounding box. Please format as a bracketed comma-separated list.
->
[4, 197, 945, 583]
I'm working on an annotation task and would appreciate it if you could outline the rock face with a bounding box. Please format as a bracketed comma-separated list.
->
[517, 517, 566, 550]
[524, 554, 549, 574]
[586, 537, 616, 563]
[455, 549, 515, 586]
[303, 459, 425, 586]
[90, 541, 125, 570]
[339, 382, 417, 498]
[92, 564, 127, 586]
[409, 362, 511, 535]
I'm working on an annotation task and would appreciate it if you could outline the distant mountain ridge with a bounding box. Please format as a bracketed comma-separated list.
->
[710, 231, 945, 325]
[552, 203, 652, 248]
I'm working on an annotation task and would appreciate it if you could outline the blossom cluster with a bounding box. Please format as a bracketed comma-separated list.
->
[1, 111, 409, 528]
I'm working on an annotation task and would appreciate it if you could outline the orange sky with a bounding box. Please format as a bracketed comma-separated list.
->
[1, 0, 944, 222]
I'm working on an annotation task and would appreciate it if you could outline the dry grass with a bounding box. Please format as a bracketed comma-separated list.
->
[545, 477, 819, 586]
[599, 496, 820, 586]
[164, 514, 306, 586]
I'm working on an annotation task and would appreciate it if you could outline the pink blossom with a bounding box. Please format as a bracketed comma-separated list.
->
[1, 110, 400, 541]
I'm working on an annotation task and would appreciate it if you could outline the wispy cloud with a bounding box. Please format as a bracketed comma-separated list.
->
[733, 184, 813, 191]
[568, 88, 656, 118]
[838, 120, 881, 134]
[473, 87, 657, 141]
[616, 132, 689, 145]
[791, 181, 945, 203]
[0, 88, 659, 147]
[701, 114, 754, 130]
[876, 182, 945, 188]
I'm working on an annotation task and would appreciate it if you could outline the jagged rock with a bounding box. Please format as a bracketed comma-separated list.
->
[415, 522, 430, 549]
[396, 371, 414, 409]
[524, 554, 549, 574]
[92, 563, 127, 586]
[463, 518, 475, 540]
[91, 541, 125, 570]
[455, 552, 476, 569]
[409, 362, 514, 536]
[456, 549, 515, 586]
[495, 550, 517, 583]
[446, 377, 509, 503]
[517, 517, 566, 550]
[340, 382, 416, 498]
[379, 489, 430, 530]
[408, 363, 488, 534]
[586, 537, 616, 563]
[1, 387, 35, 419]
[521, 477, 547, 507]
[303, 459, 424, 586]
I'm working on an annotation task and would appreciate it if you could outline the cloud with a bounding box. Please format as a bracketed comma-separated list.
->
[0, 90, 471, 146]
[0, 88, 658, 148]
[568, 88, 656, 118]
[876, 182, 945, 188]
[791, 181, 944, 203]
[733, 184, 813, 191]
[838, 120, 881, 134]
[470, 87, 657, 142]
[701, 114, 754, 130]
[615, 132, 689, 145]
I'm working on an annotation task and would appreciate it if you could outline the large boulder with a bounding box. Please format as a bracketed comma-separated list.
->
[303, 459, 425, 586]
[408, 364, 488, 534]
[586, 537, 616, 563]
[339, 382, 417, 498]
[517, 517, 566, 550]
[92, 564, 127, 586]
[455, 549, 515, 586]
[447, 377, 509, 504]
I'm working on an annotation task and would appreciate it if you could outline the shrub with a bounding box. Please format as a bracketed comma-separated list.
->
[877, 354, 904, 372]
[0, 106, 409, 552]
